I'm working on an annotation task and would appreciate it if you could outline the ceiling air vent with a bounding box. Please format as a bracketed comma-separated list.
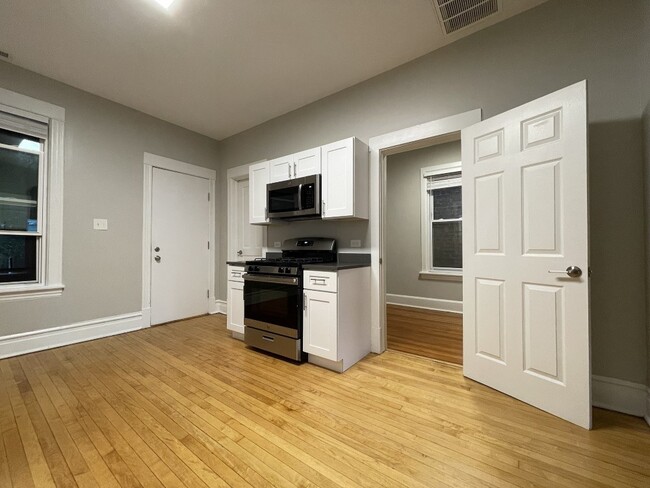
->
[433, 0, 499, 35]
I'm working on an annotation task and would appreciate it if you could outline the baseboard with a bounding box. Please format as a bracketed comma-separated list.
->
[592, 375, 647, 417]
[0, 311, 146, 359]
[213, 299, 227, 315]
[386, 293, 462, 314]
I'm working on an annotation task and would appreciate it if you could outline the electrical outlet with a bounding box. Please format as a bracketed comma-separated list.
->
[93, 218, 108, 231]
[350, 239, 361, 248]
[274, 241, 281, 248]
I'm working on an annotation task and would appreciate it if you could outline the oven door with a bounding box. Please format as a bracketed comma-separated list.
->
[243, 273, 302, 338]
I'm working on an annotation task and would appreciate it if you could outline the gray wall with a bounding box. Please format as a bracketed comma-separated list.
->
[386, 141, 462, 301]
[218, 0, 649, 384]
[0, 62, 220, 335]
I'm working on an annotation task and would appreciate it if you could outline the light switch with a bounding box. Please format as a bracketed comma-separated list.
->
[274, 241, 281, 248]
[350, 240, 361, 248]
[93, 218, 108, 231]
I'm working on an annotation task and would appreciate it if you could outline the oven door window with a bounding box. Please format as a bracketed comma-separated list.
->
[268, 187, 299, 214]
[244, 280, 301, 330]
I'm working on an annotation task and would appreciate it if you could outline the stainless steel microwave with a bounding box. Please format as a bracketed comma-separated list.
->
[267, 174, 321, 219]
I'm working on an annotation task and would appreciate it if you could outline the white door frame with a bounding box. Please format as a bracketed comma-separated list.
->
[368, 109, 482, 353]
[142, 153, 217, 326]
[226, 161, 267, 262]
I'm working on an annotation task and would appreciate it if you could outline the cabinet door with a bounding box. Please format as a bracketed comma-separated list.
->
[249, 161, 269, 224]
[269, 155, 293, 183]
[227, 281, 245, 334]
[321, 138, 354, 219]
[303, 289, 338, 361]
[293, 147, 321, 178]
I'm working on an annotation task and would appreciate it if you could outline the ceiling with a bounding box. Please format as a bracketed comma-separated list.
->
[0, 0, 547, 140]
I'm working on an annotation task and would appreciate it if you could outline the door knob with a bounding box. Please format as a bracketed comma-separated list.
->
[154, 247, 160, 252]
[237, 250, 243, 256]
[154, 255, 161, 263]
[548, 266, 582, 278]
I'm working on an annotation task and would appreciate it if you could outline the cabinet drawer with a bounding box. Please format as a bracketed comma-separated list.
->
[228, 265, 245, 283]
[304, 270, 337, 292]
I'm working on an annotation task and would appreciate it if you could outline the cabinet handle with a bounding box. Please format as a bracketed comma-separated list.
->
[288, 165, 291, 179]
[293, 162, 297, 177]
[265, 207, 268, 220]
[304, 293, 307, 311]
[322, 200, 326, 215]
[312, 278, 327, 285]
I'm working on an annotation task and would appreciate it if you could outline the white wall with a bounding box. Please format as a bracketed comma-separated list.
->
[386, 141, 462, 302]
[218, 0, 649, 385]
[0, 62, 220, 336]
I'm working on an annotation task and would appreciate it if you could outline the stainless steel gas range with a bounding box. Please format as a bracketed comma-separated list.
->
[243, 237, 337, 361]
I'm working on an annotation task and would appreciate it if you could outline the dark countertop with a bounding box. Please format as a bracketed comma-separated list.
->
[302, 262, 370, 271]
[226, 261, 247, 266]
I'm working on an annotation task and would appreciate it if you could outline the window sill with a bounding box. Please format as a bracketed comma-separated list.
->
[0, 284, 64, 301]
[419, 271, 462, 282]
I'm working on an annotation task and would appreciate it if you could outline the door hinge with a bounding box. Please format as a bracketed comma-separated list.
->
[207, 289, 210, 298]
[208, 241, 210, 250]
[379, 258, 383, 265]
[208, 193, 210, 201]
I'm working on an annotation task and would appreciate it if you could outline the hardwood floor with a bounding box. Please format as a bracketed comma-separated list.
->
[1, 314, 649, 487]
[387, 304, 463, 364]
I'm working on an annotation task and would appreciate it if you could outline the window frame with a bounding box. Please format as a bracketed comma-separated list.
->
[0, 87, 65, 300]
[420, 161, 463, 281]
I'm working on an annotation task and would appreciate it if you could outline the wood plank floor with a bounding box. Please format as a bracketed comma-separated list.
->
[1, 315, 649, 487]
[387, 304, 463, 364]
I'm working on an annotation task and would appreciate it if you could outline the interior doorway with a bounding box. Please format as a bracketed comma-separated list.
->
[385, 140, 463, 364]
[227, 162, 266, 262]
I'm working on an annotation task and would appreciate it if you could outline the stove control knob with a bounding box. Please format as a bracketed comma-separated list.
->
[254, 266, 260, 272]
[248, 266, 254, 272]
[285, 267, 292, 274]
[278, 267, 284, 273]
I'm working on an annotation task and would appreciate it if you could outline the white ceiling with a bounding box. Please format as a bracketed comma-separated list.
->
[0, 0, 547, 140]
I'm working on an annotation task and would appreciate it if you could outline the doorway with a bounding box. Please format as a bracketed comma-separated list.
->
[385, 140, 463, 364]
[142, 153, 217, 326]
[227, 162, 266, 262]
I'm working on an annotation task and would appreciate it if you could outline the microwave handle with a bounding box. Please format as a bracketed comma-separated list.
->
[298, 183, 303, 210]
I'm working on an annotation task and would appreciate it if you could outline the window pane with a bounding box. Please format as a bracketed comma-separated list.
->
[0, 146, 39, 231]
[0, 127, 41, 151]
[0, 235, 38, 283]
[433, 186, 462, 220]
[432, 221, 462, 269]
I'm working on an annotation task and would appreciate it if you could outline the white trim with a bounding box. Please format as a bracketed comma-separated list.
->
[369, 109, 482, 353]
[591, 375, 647, 417]
[386, 293, 463, 314]
[226, 161, 268, 262]
[418, 271, 462, 282]
[0, 311, 145, 359]
[142, 153, 217, 327]
[0, 89, 65, 300]
[213, 299, 227, 314]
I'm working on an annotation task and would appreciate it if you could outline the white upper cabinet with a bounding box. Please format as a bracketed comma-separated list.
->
[249, 160, 270, 224]
[269, 155, 293, 183]
[321, 137, 368, 220]
[293, 147, 321, 178]
[269, 148, 321, 183]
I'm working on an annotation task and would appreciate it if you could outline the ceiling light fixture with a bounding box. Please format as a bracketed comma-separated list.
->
[153, 0, 175, 9]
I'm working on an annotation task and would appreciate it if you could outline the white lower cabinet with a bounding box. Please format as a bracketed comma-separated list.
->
[302, 267, 370, 372]
[227, 265, 245, 336]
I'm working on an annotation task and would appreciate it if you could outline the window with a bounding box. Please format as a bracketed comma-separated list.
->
[0, 88, 65, 300]
[421, 162, 462, 278]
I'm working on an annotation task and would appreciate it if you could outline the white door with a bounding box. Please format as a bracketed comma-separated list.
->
[303, 289, 338, 361]
[321, 138, 353, 219]
[462, 81, 590, 428]
[293, 147, 321, 178]
[269, 155, 293, 183]
[249, 161, 269, 224]
[235, 178, 263, 259]
[151, 167, 210, 325]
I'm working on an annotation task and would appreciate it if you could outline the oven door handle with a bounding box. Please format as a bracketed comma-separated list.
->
[243, 274, 300, 286]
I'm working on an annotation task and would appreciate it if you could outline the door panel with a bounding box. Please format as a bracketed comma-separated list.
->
[293, 147, 321, 178]
[303, 289, 338, 361]
[151, 168, 210, 325]
[227, 281, 245, 334]
[462, 81, 590, 428]
[236, 179, 263, 259]
[321, 139, 353, 218]
[269, 155, 293, 183]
